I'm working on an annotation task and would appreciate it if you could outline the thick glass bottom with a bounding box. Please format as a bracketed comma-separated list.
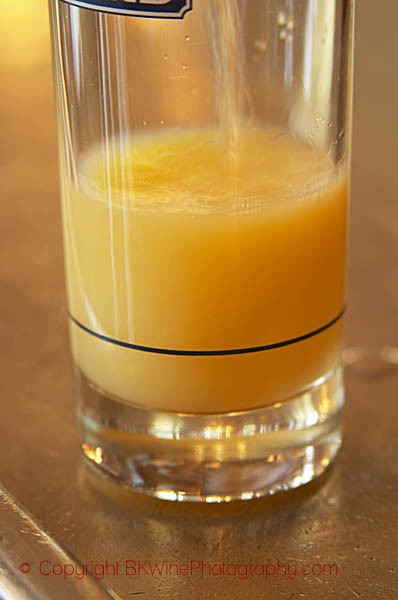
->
[76, 365, 343, 502]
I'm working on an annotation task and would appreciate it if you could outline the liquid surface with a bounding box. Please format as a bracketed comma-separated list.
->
[63, 127, 347, 412]
[83, 127, 338, 214]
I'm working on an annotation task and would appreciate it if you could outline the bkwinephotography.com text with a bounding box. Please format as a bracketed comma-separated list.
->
[19, 559, 339, 581]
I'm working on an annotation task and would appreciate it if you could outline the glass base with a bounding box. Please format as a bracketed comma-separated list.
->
[76, 365, 344, 502]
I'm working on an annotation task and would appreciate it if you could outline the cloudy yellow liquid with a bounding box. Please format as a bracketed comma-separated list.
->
[63, 127, 347, 413]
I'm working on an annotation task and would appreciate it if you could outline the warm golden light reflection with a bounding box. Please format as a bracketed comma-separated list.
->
[224, 425, 232, 439]
[205, 495, 227, 503]
[0, 1, 50, 70]
[319, 391, 333, 418]
[214, 443, 225, 462]
[237, 441, 247, 460]
[240, 491, 254, 500]
[242, 423, 256, 437]
[204, 426, 225, 440]
[82, 442, 103, 464]
[193, 443, 205, 462]
[149, 416, 176, 439]
[155, 490, 179, 501]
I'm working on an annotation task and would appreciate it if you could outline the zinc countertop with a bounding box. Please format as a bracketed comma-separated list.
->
[0, 1, 397, 599]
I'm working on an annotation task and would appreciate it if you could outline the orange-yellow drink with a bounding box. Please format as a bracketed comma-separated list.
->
[63, 127, 347, 413]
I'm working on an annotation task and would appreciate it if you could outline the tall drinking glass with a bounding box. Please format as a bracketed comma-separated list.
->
[49, 0, 354, 501]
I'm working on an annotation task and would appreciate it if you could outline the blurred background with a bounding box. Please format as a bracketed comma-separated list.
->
[0, 1, 397, 599]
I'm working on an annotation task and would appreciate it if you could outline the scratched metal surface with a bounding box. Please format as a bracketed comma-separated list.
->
[0, 1, 397, 598]
[0, 485, 121, 600]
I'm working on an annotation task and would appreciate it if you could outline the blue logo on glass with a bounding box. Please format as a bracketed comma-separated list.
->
[61, 0, 193, 19]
